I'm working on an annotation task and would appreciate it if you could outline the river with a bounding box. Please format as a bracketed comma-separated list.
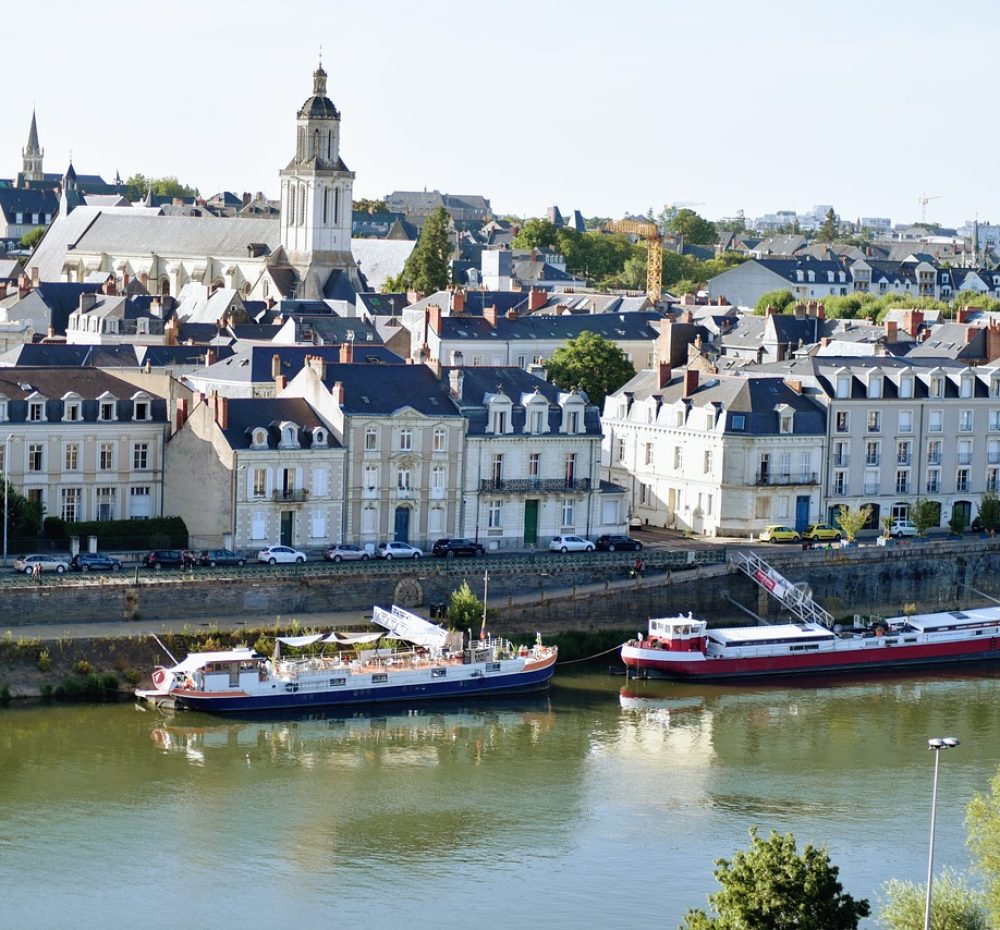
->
[1, 668, 997, 929]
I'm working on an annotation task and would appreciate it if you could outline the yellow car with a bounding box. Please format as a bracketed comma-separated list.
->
[759, 524, 801, 543]
[803, 523, 842, 542]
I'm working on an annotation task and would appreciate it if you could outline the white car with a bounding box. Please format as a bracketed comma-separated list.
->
[256, 545, 307, 565]
[890, 519, 918, 538]
[549, 535, 595, 553]
[14, 553, 70, 574]
[376, 541, 423, 560]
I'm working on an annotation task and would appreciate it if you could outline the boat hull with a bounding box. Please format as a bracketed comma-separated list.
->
[621, 637, 1000, 681]
[170, 656, 557, 713]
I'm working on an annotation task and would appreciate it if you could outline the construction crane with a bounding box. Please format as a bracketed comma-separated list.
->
[918, 192, 940, 223]
[605, 218, 662, 302]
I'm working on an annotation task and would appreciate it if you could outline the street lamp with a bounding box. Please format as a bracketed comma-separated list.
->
[3, 433, 12, 570]
[924, 736, 961, 930]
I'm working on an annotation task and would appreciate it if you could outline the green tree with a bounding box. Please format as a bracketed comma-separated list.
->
[976, 491, 1000, 532]
[836, 503, 873, 541]
[447, 581, 483, 632]
[353, 197, 388, 214]
[0, 475, 43, 544]
[754, 289, 795, 314]
[17, 227, 46, 251]
[670, 278, 703, 298]
[125, 174, 200, 200]
[953, 291, 1000, 312]
[392, 206, 452, 293]
[671, 208, 718, 245]
[544, 331, 635, 408]
[878, 869, 987, 930]
[681, 827, 870, 930]
[910, 498, 941, 535]
[511, 218, 558, 250]
[819, 208, 840, 242]
[967, 764, 1000, 927]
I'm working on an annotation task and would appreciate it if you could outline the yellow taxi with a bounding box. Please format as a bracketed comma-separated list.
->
[759, 524, 801, 543]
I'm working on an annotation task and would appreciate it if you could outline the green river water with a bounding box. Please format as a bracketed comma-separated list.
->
[1, 668, 998, 929]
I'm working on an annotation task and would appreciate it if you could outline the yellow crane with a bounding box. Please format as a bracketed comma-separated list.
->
[605, 219, 662, 303]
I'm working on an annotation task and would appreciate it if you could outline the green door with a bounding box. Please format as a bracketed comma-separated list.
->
[280, 511, 293, 546]
[523, 499, 539, 546]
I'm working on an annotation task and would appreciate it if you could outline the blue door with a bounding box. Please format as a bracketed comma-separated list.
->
[393, 506, 410, 543]
[794, 496, 810, 533]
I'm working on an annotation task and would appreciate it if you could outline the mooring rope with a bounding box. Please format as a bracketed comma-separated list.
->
[556, 643, 626, 665]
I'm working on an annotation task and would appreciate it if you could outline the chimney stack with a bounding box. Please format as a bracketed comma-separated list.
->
[528, 288, 547, 312]
[205, 348, 217, 366]
[816, 302, 826, 319]
[271, 353, 282, 380]
[17, 273, 30, 298]
[794, 303, 806, 319]
[217, 396, 229, 429]
[308, 354, 327, 380]
[658, 363, 672, 389]
[332, 380, 345, 405]
[275, 374, 288, 392]
[885, 321, 898, 344]
[427, 303, 442, 335]
[449, 368, 464, 399]
[450, 290, 465, 313]
[785, 378, 802, 394]
[683, 369, 699, 396]
[484, 304, 499, 327]
[30, 266, 39, 287]
[175, 398, 188, 432]
[339, 341, 354, 364]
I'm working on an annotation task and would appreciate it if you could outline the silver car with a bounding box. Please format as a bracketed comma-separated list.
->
[376, 541, 423, 560]
[14, 553, 70, 574]
[548, 535, 595, 553]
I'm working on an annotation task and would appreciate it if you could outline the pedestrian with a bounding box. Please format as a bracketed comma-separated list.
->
[32, 561, 41, 583]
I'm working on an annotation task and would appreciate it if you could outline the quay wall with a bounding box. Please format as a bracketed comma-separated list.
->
[2, 540, 998, 634]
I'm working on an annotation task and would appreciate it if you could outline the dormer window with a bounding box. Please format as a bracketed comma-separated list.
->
[488, 393, 513, 434]
[900, 374, 914, 399]
[960, 374, 974, 399]
[251, 428, 268, 449]
[278, 422, 300, 449]
[867, 375, 882, 399]
[836, 373, 851, 399]
[97, 392, 118, 421]
[930, 375, 944, 398]
[62, 392, 82, 422]
[312, 427, 327, 448]
[777, 406, 794, 434]
[28, 400, 45, 422]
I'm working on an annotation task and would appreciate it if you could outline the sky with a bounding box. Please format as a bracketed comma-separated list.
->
[12, 0, 1000, 228]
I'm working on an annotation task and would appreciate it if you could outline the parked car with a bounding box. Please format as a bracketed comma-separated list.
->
[376, 541, 423, 560]
[14, 553, 69, 574]
[431, 537, 486, 558]
[759, 525, 801, 543]
[549, 535, 595, 553]
[142, 549, 185, 570]
[324, 543, 370, 563]
[595, 534, 643, 552]
[257, 545, 307, 565]
[70, 553, 123, 572]
[198, 549, 246, 567]
[802, 524, 842, 542]
[890, 518, 919, 538]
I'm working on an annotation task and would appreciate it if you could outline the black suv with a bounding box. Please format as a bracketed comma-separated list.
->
[595, 534, 643, 552]
[431, 537, 486, 558]
[142, 549, 185, 570]
[198, 549, 246, 567]
[70, 553, 123, 572]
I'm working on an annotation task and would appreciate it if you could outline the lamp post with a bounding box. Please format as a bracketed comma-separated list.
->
[924, 736, 961, 930]
[2, 433, 11, 570]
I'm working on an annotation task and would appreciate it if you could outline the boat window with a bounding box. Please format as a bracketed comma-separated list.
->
[431, 669, 447, 678]
[329, 678, 346, 686]
[486, 663, 501, 672]
[371, 674, 388, 684]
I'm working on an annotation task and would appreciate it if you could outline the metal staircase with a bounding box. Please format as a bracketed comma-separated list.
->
[729, 550, 835, 629]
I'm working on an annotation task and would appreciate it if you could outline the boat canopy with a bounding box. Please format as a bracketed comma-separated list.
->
[708, 623, 835, 645]
[164, 648, 258, 673]
[276, 634, 326, 648]
[322, 631, 384, 645]
[372, 605, 448, 649]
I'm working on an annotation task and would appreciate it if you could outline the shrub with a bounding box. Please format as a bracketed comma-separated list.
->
[73, 659, 92, 676]
[37, 649, 51, 672]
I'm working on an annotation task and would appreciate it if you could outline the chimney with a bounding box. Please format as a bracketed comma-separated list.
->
[794, 303, 806, 319]
[103, 277, 117, 296]
[484, 304, 498, 327]
[407, 289, 425, 305]
[681, 293, 696, 306]
[165, 317, 178, 346]
[331, 380, 344, 405]
[242, 192, 251, 206]
[30, 266, 39, 287]
[339, 341, 354, 364]
[205, 348, 217, 366]
[967, 326, 979, 345]
[275, 374, 288, 392]
[528, 288, 547, 312]
[683, 369, 699, 396]
[0, 282, 6, 299]
[271, 353, 281, 379]
[17, 273, 30, 298]
[987, 320, 1000, 362]
[175, 398, 188, 431]
[658, 363, 672, 389]
[785, 378, 803, 394]
[140, 272, 149, 291]
[765, 305, 777, 317]
[505, 309, 518, 320]
[816, 302, 826, 319]
[426, 303, 442, 335]
[450, 290, 465, 313]
[217, 396, 229, 429]
[716, 295, 726, 306]
[308, 354, 327, 379]
[956, 307, 971, 324]
[79, 292, 98, 312]
[821, 336, 831, 348]
[450, 349, 464, 366]
[449, 368, 464, 399]
[904, 309, 925, 335]
[47, 325, 56, 339]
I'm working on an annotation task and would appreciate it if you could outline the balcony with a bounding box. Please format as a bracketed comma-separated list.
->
[896, 455, 912, 466]
[479, 477, 591, 493]
[926, 454, 941, 466]
[863, 482, 880, 494]
[865, 456, 881, 467]
[755, 472, 818, 486]
[833, 457, 850, 468]
[271, 489, 309, 502]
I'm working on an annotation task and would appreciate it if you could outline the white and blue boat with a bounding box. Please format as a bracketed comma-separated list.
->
[136, 605, 557, 714]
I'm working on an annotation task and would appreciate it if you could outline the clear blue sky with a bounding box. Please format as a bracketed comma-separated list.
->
[14, 0, 1000, 228]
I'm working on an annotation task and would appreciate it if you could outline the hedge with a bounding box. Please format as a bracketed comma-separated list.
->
[42, 516, 188, 551]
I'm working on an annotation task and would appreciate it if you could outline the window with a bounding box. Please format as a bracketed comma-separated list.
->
[529, 452, 540, 477]
[99, 442, 114, 470]
[959, 410, 973, 432]
[867, 376, 882, 399]
[564, 453, 576, 486]
[61, 488, 81, 523]
[957, 469, 970, 492]
[930, 375, 944, 398]
[96, 487, 115, 520]
[896, 470, 910, 494]
[989, 439, 1000, 466]
[704, 450, 713, 473]
[252, 468, 266, 497]
[899, 377, 914, 399]
[961, 376, 974, 399]
[64, 401, 81, 422]
[928, 410, 943, 432]
[644, 443, 654, 465]
[99, 401, 116, 421]
[927, 440, 941, 465]
[488, 500, 502, 528]
[836, 374, 851, 398]
[399, 429, 412, 451]
[133, 442, 149, 470]
[397, 468, 412, 491]
[64, 443, 79, 471]
[731, 414, 745, 430]
[835, 411, 849, 432]
[567, 411, 580, 433]
[491, 453, 504, 488]
[134, 401, 149, 421]
[492, 407, 508, 434]
[432, 465, 446, 490]
[865, 441, 880, 466]
[833, 441, 849, 468]
[529, 409, 545, 434]
[361, 505, 377, 534]
[28, 401, 44, 422]
[28, 443, 43, 471]
[799, 452, 811, 480]
[130, 487, 152, 519]
[673, 447, 682, 470]
[957, 440, 973, 466]
[990, 410, 1000, 431]
[561, 498, 574, 527]
[364, 464, 379, 490]
[433, 428, 446, 452]
[898, 409, 913, 433]
[926, 470, 941, 493]
[866, 410, 881, 433]
[779, 413, 793, 434]
[365, 428, 378, 451]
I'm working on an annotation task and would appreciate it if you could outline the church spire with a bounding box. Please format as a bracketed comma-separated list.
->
[21, 109, 44, 183]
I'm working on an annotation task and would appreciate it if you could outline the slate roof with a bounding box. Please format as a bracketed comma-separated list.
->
[437, 310, 663, 342]
[219, 397, 339, 451]
[0, 188, 58, 223]
[1, 282, 103, 334]
[192, 344, 401, 386]
[356, 292, 407, 317]
[0, 343, 140, 368]
[315, 363, 464, 417]
[351, 238, 416, 292]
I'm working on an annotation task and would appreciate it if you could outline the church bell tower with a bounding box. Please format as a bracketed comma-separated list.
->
[22, 110, 44, 184]
[279, 63, 358, 298]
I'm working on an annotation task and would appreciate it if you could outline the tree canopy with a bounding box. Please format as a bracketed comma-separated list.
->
[878, 869, 987, 930]
[754, 289, 795, 314]
[670, 208, 718, 245]
[17, 227, 46, 251]
[447, 580, 484, 633]
[353, 197, 388, 214]
[0, 475, 43, 546]
[385, 206, 451, 293]
[125, 174, 200, 201]
[681, 828, 870, 930]
[967, 764, 1000, 927]
[543, 331, 635, 408]
[818, 208, 840, 242]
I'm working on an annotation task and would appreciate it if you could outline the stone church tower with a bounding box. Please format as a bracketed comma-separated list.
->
[21, 110, 44, 183]
[279, 63, 359, 298]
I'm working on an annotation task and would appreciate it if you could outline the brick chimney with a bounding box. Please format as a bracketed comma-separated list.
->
[683, 369, 699, 396]
[680, 309, 693, 323]
[794, 303, 806, 319]
[765, 305, 776, 316]
[140, 272, 149, 291]
[449, 368, 464, 399]
[956, 307, 974, 324]
[17, 274, 30, 298]
[206, 348, 217, 366]
[681, 293, 696, 306]
[46, 325, 56, 339]
[717, 295, 727, 306]
[30, 266, 39, 287]
[0, 282, 6, 299]
[271, 353, 282, 379]
[175, 398, 188, 431]
[217, 396, 229, 429]
[528, 288, 547, 312]
[967, 326, 979, 345]
[103, 277, 117, 296]
[450, 290, 465, 313]
[904, 309, 925, 335]
[407, 290, 425, 305]
[484, 304, 499, 327]
[331, 380, 344, 406]
[275, 374, 288, 392]
[658, 363, 672, 389]
[987, 320, 1000, 361]
[816, 302, 826, 319]
[165, 317, 178, 346]
[426, 303, 442, 335]
[307, 354, 327, 380]
[885, 321, 898, 344]
[785, 378, 802, 394]
[340, 341, 354, 364]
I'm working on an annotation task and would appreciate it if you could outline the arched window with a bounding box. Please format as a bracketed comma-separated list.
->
[299, 185, 306, 225]
[288, 186, 295, 226]
[322, 188, 328, 224]
[334, 188, 340, 225]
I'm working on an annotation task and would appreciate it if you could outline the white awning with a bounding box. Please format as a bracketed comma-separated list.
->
[372, 605, 447, 649]
[165, 648, 257, 673]
[276, 634, 325, 648]
[322, 631, 384, 645]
